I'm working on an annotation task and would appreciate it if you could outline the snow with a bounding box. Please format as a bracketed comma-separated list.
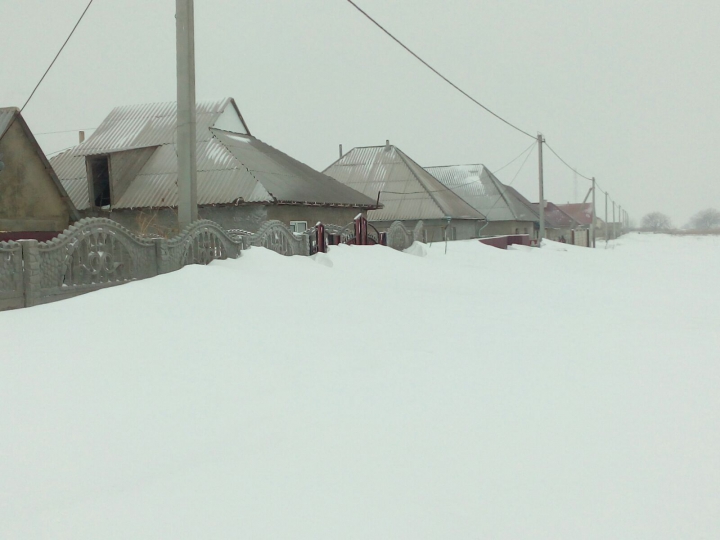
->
[1, 233, 719, 539]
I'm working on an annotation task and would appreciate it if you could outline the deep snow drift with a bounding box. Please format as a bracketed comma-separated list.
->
[1, 233, 719, 539]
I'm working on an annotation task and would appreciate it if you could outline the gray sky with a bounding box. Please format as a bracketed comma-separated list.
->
[2, 0, 719, 225]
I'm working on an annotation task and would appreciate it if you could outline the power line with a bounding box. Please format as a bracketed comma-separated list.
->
[474, 142, 535, 222]
[544, 141, 593, 182]
[344, 0, 535, 140]
[35, 127, 96, 136]
[492, 141, 536, 175]
[343, 1, 620, 211]
[21, 0, 96, 113]
[45, 145, 76, 157]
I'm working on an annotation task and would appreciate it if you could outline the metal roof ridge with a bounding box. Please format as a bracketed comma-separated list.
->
[210, 130, 274, 203]
[394, 148, 449, 218]
[424, 163, 489, 169]
[480, 168, 521, 220]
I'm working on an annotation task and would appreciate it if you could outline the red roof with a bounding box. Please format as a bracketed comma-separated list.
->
[555, 203, 595, 226]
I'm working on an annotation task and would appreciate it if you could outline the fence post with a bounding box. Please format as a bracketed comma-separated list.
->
[20, 240, 40, 308]
[316, 223, 326, 254]
[154, 238, 167, 274]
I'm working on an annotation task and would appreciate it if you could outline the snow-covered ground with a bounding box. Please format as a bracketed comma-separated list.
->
[1, 233, 719, 539]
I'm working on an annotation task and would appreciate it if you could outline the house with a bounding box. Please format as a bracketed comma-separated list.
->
[424, 164, 539, 240]
[0, 107, 79, 240]
[50, 98, 377, 236]
[531, 201, 580, 242]
[555, 203, 604, 230]
[323, 143, 485, 242]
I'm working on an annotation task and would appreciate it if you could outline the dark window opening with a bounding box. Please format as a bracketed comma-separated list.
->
[89, 156, 111, 207]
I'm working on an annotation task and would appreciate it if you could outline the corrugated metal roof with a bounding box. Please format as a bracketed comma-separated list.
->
[323, 146, 484, 221]
[115, 140, 272, 208]
[72, 98, 233, 156]
[425, 164, 538, 222]
[215, 131, 376, 207]
[49, 150, 89, 209]
[50, 98, 375, 210]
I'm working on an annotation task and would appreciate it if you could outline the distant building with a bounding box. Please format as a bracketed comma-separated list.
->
[555, 203, 604, 231]
[51, 98, 376, 236]
[532, 202, 580, 242]
[424, 164, 539, 240]
[0, 107, 79, 239]
[323, 144, 485, 242]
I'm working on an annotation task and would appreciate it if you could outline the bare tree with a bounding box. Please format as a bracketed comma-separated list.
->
[689, 208, 720, 230]
[641, 212, 673, 231]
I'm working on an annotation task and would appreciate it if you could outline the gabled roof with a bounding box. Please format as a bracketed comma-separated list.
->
[424, 164, 538, 222]
[531, 202, 579, 229]
[555, 203, 595, 226]
[51, 99, 376, 210]
[0, 107, 80, 220]
[323, 146, 484, 221]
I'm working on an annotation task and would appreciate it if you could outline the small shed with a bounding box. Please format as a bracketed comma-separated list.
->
[323, 144, 485, 242]
[0, 107, 79, 239]
[50, 98, 376, 236]
[424, 164, 539, 239]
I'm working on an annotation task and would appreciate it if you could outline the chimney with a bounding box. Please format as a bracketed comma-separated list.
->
[339, 144, 343, 159]
[79, 131, 85, 143]
[385, 139, 390, 150]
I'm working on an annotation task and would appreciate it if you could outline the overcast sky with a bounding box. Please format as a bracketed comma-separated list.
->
[2, 0, 719, 225]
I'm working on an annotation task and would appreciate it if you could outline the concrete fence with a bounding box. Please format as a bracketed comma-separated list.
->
[386, 221, 416, 251]
[0, 218, 243, 311]
[0, 240, 24, 311]
[0, 216, 427, 312]
[244, 220, 310, 256]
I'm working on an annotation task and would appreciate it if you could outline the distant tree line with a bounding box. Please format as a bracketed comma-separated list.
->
[639, 208, 720, 232]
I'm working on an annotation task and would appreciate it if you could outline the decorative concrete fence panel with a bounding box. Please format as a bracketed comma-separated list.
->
[387, 221, 415, 251]
[413, 221, 425, 243]
[0, 241, 24, 310]
[0, 217, 244, 311]
[22, 218, 160, 307]
[244, 220, 309, 256]
[160, 220, 244, 274]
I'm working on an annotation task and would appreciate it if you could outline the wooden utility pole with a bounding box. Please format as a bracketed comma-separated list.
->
[619, 205, 623, 234]
[590, 177, 596, 248]
[537, 133, 545, 244]
[612, 201, 616, 239]
[176, 0, 198, 230]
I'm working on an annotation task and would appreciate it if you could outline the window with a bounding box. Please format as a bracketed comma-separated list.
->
[88, 156, 111, 207]
[290, 221, 308, 233]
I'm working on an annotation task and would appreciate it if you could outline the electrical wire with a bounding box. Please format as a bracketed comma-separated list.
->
[45, 145, 76, 157]
[20, 0, 96, 113]
[543, 141, 593, 181]
[492, 141, 536, 175]
[344, 0, 535, 140]
[35, 127, 96, 136]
